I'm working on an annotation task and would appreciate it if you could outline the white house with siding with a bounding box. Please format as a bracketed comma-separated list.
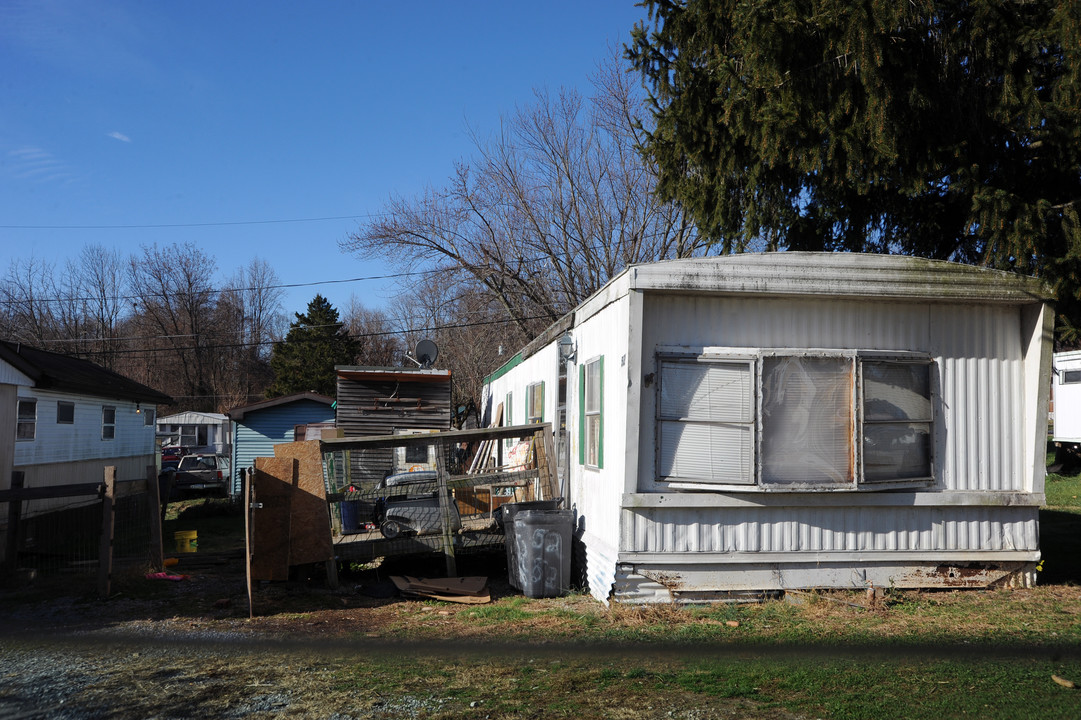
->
[0, 341, 172, 499]
[482, 253, 1054, 604]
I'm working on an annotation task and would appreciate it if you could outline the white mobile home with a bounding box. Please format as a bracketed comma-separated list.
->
[1052, 351, 1081, 443]
[1, 341, 172, 497]
[157, 411, 231, 455]
[483, 253, 1054, 604]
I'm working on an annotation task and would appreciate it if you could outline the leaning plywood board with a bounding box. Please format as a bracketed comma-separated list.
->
[274, 440, 333, 567]
[250, 456, 295, 581]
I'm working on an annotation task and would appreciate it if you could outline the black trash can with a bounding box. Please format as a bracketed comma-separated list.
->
[499, 500, 563, 589]
[512, 509, 574, 598]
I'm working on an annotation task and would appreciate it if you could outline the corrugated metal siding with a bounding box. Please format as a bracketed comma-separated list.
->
[231, 400, 335, 494]
[335, 374, 452, 488]
[564, 297, 631, 598]
[335, 376, 452, 436]
[624, 505, 1039, 554]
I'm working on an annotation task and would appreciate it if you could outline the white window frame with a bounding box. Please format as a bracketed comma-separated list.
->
[143, 408, 156, 427]
[16, 398, 36, 441]
[102, 405, 116, 440]
[655, 347, 934, 492]
[656, 353, 756, 485]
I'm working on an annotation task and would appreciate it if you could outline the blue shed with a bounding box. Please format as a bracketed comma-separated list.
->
[227, 392, 335, 495]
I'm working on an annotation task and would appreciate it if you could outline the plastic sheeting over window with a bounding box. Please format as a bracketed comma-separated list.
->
[761, 356, 854, 486]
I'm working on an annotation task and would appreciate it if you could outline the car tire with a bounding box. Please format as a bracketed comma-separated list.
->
[380, 519, 403, 540]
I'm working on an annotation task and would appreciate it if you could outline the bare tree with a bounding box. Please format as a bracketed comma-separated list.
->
[342, 53, 705, 339]
[127, 243, 219, 412]
[68, 245, 127, 369]
[0, 255, 64, 348]
[342, 295, 405, 367]
[389, 272, 526, 427]
[214, 258, 287, 408]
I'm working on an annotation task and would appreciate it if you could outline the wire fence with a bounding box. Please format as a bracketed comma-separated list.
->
[318, 424, 562, 563]
[1, 467, 164, 595]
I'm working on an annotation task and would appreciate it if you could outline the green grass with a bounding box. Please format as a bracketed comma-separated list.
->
[1046, 471, 1081, 508]
[162, 497, 244, 555]
[329, 652, 1081, 720]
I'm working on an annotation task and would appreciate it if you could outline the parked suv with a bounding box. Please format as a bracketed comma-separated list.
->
[172, 454, 229, 496]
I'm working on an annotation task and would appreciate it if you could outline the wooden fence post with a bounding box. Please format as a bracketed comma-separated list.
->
[4, 471, 25, 581]
[97, 466, 117, 599]
[146, 465, 164, 571]
[435, 450, 457, 577]
[244, 468, 254, 619]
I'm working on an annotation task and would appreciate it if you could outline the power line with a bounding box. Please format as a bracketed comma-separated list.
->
[0, 214, 380, 230]
[62, 313, 552, 359]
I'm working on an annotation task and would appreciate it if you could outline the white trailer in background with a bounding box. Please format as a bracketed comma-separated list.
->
[1053, 351, 1081, 444]
[483, 253, 1054, 604]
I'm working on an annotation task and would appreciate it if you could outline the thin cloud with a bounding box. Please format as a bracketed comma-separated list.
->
[7, 146, 78, 185]
[107, 131, 132, 143]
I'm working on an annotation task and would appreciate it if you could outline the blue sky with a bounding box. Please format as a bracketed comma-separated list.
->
[1, 1, 648, 318]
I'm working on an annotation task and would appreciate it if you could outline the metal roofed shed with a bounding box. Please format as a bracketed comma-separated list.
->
[482, 252, 1055, 604]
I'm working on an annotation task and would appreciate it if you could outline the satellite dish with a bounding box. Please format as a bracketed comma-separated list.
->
[415, 339, 439, 368]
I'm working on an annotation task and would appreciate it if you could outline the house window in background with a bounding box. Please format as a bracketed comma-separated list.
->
[57, 400, 75, 424]
[16, 398, 36, 441]
[504, 392, 514, 450]
[102, 405, 116, 440]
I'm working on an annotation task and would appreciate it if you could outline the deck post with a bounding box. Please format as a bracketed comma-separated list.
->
[97, 466, 117, 599]
[4, 472, 25, 581]
[146, 465, 164, 571]
[435, 450, 457, 576]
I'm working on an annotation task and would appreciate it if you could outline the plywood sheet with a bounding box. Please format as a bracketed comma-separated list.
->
[274, 440, 333, 566]
[251, 456, 294, 581]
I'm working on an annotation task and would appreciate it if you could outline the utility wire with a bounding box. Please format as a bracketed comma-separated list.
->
[0, 214, 380, 230]
[59, 313, 553, 359]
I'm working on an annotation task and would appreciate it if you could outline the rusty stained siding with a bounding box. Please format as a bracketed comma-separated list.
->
[335, 375, 452, 436]
[623, 504, 1039, 555]
[334, 372, 452, 487]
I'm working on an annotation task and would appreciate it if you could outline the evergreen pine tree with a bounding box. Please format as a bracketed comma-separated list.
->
[628, 0, 1081, 336]
[266, 295, 360, 398]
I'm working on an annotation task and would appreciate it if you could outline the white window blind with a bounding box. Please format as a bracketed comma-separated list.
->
[657, 360, 754, 484]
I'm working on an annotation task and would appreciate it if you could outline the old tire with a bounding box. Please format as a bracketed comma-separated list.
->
[380, 519, 403, 540]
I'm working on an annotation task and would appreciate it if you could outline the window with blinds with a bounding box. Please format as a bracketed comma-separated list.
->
[657, 359, 754, 484]
[655, 351, 934, 490]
